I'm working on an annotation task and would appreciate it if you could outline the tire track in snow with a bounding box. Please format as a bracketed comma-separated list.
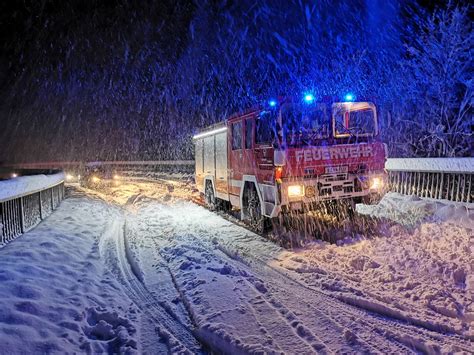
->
[99, 217, 205, 354]
[204, 230, 474, 353]
[155, 238, 324, 353]
[143, 219, 399, 353]
[171, 233, 409, 354]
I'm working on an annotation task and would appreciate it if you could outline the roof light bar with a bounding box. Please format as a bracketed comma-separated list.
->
[193, 127, 227, 140]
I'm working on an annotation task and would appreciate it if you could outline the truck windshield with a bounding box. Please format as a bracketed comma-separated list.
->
[333, 104, 377, 137]
[281, 105, 329, 146]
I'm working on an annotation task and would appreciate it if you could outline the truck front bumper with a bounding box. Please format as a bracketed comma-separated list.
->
[279, 172, 387, 210]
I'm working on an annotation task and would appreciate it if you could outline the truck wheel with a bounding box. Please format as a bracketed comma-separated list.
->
[244, 184, 266, 233]
[205, 181, 217, 210]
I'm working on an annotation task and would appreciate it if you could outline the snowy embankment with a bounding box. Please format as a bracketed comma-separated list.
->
[0, 190, 139, 353]
[0, 172, 64, 201]
[277, 193, 473, 338]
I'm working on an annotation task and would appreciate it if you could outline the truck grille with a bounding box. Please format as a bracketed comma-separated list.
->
[317, 179, 354, 197]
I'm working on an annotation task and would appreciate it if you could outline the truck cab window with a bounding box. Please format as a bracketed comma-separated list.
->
[256, 111, 275, 145]
[231, 122, 242, 150]
[245, 119, 253, 149]
[333, 103, 377, 137]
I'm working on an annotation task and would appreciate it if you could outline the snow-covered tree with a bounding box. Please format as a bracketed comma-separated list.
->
[385, 3, 472, 157]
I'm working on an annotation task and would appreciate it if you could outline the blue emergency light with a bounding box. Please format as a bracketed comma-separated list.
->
[304, 93, 315, 103]
[268, 99, 277, 107]
[344, 93, 355, 102]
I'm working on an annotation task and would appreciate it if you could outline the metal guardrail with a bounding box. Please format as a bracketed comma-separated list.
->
[86, 160, 194, 166]
[84, 160, 195, 177]
[385, 158, 473, 204]
[0, 180, 65, 245]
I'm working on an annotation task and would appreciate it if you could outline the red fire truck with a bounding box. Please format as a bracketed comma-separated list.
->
[193, 96, 387, 231]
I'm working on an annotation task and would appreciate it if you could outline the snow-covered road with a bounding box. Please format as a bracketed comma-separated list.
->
[0, 180, 472, 353]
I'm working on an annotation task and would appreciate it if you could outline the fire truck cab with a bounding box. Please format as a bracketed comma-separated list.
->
[194, 98, 387, 230]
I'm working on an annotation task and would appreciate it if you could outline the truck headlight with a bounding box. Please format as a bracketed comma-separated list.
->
[370, 177, 383, 190]
[288, 185, 304, 197]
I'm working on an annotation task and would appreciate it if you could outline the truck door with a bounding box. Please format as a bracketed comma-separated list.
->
[214, 131, 228, 199]
[229, 120, 243, 198]
[243, 117, 256, 174]
[254, 111, 275, 183]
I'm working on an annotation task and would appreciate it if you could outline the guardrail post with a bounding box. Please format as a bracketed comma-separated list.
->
[19, 197, 25, 233]
[467, 174, 472, 203]
[39, 191, 43, 220]
[455, 174, 461, 202]
[438, 173, 444, 200]
[0, 203, 4, 244]
[430, 173, 435, 198]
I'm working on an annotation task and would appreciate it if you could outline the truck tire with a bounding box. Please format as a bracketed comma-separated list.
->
[205, 180, 217, 211]
[243, 183, 266, 233]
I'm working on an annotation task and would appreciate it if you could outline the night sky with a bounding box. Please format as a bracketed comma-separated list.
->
[0, 0, 468, 163]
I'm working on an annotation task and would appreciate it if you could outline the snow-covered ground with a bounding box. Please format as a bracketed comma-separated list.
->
[0, 180, 472, 353]
[0, 189, 139, 353]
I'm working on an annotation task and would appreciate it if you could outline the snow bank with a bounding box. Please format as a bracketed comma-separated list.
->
[0, 172, 65, 201]
[0, 194, 139, 353]
[357, 192, 473, 229]
[386, 157, 474, 173]
[275, 193, 474, 338]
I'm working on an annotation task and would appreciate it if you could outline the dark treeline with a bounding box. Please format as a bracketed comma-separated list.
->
[0, 0, 472, 163]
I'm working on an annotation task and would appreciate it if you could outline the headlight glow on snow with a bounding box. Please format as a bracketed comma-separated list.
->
[66, 174, 74, 181]
[91, 176, 100, 183]
[11, 173, 18, 178]
[288, 185, 304, 197]
[370, 177, 383, 190]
